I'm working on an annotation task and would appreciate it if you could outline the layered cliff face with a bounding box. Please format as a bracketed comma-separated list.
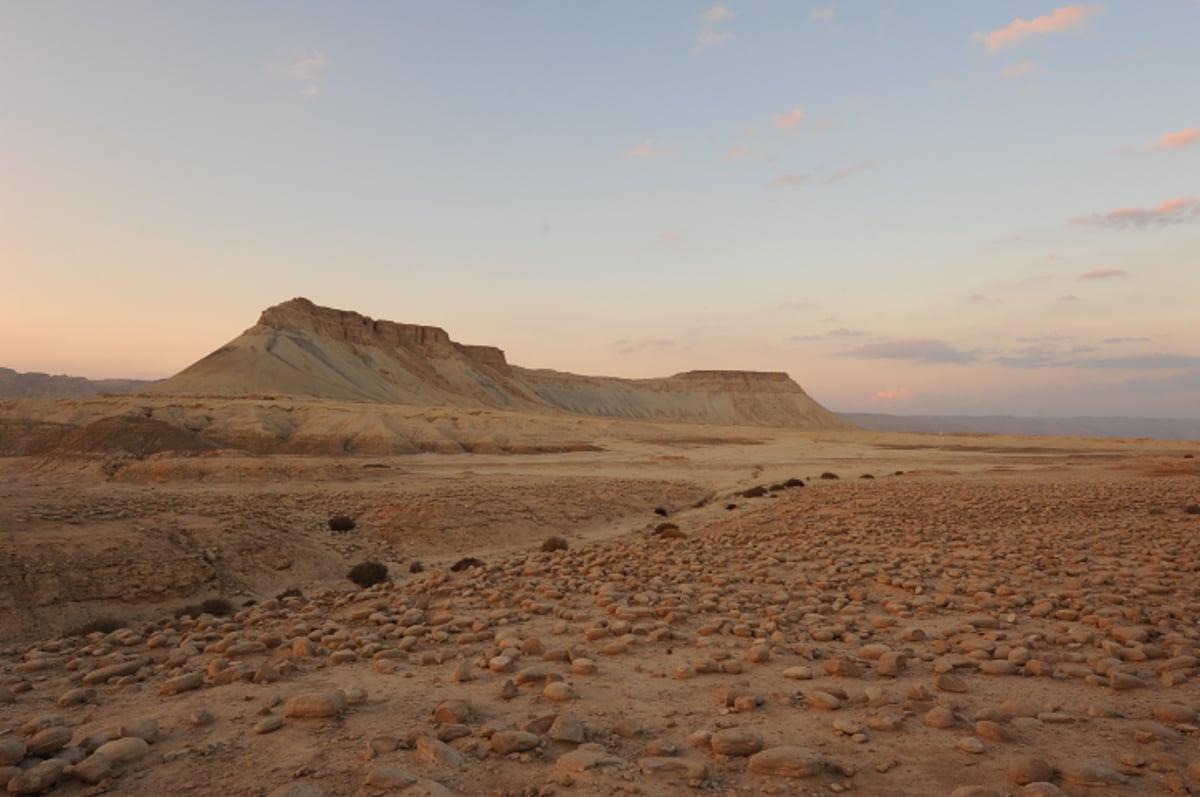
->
[147, 298, 850, 429]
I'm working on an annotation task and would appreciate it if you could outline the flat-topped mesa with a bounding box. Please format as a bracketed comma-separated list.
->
[257, 297, 455, 353]
[460, 345, 511, 375]
[669, 370, 808, 393]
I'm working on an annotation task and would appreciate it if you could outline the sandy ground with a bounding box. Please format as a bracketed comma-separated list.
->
[1, 424, 1199, 796]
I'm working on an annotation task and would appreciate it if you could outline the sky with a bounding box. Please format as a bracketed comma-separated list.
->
[2, 2, 1198, 417]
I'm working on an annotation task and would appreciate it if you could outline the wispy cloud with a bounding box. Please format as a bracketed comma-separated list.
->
[659, 233, 681, 243]
[727, 146, 747, 159]
[811, 8, 835, 22]
[1155, 127, 1200, 151]
[1073, 197, 1200, 229]
[277, 49, 328, 96]
[611, 338, 682, 356]
[973, 5, 1102, 52]
[789, 334, 822, 342]
[701, 5, 736, 22]
[772, 173, 810, 187]
[869, 387, 912, 402]
[828, 328, 865, 338]
[1102, 336, 1151, 344]
[841, 339, 977, 364]
[1060, 295, 1080, 302]
[1002, 60, 1036, 79]
[774, 107, 805, 129]
[697, 29, 733, 48]
[1081, 268, 1127, 280]
[826, 160, 874, 184]
[628, 139, 669, 158]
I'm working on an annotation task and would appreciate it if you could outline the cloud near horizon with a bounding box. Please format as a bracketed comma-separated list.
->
[772, 173, 809, 187]
[1073, 197, 1200, 229]
[1002, 60, 1036, 79]
[840, 339, 976, 364]
[278, 49, 327, 96]
[1155, 127, 1200, 151]
[870, 387, 912, 402]
[1081, 268, 1127, 279]
[826, 160, 874, 184]
[973, 5, 1102, 52]
[697, 29, 732, 48]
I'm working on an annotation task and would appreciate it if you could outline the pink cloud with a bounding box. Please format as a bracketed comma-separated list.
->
[1073, 196, 1200, 229]
[701, 5, 736, 22]
[1156, 127, 1200, 151]
[1081, 268, 1127, 280]
[810, 8, 834, 22]
[1002, 60, 1036, 79]
[727, 146, 747, 159]
[697, 29, 732, 48]
[771, 173, 809, 187]
[870, 387, 912, 403]
[660, 233, 681, 243]
[774, 107, 804, 129]
[973, 5, 1102, 52]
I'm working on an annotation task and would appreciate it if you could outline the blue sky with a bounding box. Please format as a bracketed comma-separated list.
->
[2, 2, 1198, 416]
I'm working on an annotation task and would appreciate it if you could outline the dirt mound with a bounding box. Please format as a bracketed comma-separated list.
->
[53, 414, 217, 456]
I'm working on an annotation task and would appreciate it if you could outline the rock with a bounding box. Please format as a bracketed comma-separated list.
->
[748, 746, 824, 777]
[1009, 756, 1056, 786]
[958, 736, 985, 753]
[161, 671, 204, 696]
[64, 753, 112, 785]
[93, 736, 150, 767]
[974, 720, 1010, 743]
[807, 689, 843, 710]
[81, 657, 146, 685]
[923, 706, 957, 729]
[782, 666, 812, 680]
[255, 715, 284, 734]
[26, 725, 72, 757]
[416, 736, 466, 769]
[936, 673, 969, 693]
[543, 681, 576, 702]
[490, 730, 540, 754]
[548, 713, 586, 744]
[284, 691, 347, 719]
[366, 766, 418, 789]
[119, 719, 159, 742]
[0, 739, 26, 767]
[950, 788, 1002, 797]
[266, 783, 329, 797]
[1152, 703, 1197, 724]
[637, 757, 708, 779]
[877, 651, 908, 677]
[710, 728, 764, 757]
[555, 743, 627, 773]
[1058, 758, 1128, 786]
[5, 759, 67, 795]
[1022, 784, 1067, 796]
[1110, 672, 1146, 690]
[433, 700, 472, 724]
[55, 687, 95, 707]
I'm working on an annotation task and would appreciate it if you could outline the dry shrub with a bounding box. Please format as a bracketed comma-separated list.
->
[820, 472, 840, 480]
[348, 561, 388, 587]
[653, 522, 684, 538]
[1185, 504, 1200, 516]
[860, 473, 875, 480]
[328, 515, 356, 533]
[725, 503, 738, 511]
[540, 535, 569, 552]
[653, 507, 669, 517]
[276, 587, 303, 600]
[782, 478, 805, 488]
[739, 485, 767, 498]
[69, 616, 125, 637]
[201, 597, 234, 616]
[451, 557, 485, 572]
[409, 560, 425, 573]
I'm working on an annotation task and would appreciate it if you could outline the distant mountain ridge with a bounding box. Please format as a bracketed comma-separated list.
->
[0, 367, 156, 398]
[147, 297, 849, 429]
[841, 412, 1200, 442]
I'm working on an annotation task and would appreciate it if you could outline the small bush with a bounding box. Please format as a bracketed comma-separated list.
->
[782, 478, 805, 488]
[653, 522, 684, 538]
[894, 471, 905, 476]
[276, 587, 303, 600]
[1185, 504, 1200, 516]
[201, 597, 234, 617]
[69, 616, 126, 637]
[653, 507, 669, 517]
[860, 473, 875, 480]
[409, 561, 425, 574]
[174, 604, 201, 620]
[725, 503, 738, 511]
[328, 515, 356, 533]
[1148, 507, 1166, 516]
[739, 485, 767, 498]
[348, 561, 389, 587]
[541, 535, 569, 552]
[820, 472, 840, 480]
[450, 557, 485, 572]
[1184, 454, 1195, 459]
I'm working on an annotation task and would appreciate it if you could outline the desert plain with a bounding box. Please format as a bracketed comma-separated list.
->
[2, 410, 1199, 797]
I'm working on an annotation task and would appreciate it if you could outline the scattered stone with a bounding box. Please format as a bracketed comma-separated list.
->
[748, 746, 824, 777]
